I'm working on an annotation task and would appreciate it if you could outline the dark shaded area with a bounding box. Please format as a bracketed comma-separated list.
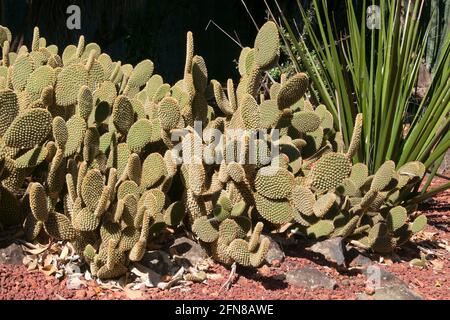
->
[0, 0, 275, 83]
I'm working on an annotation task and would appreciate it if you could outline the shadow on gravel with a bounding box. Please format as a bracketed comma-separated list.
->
[237, 267, 289, 291]
[283, 242, 361, 276]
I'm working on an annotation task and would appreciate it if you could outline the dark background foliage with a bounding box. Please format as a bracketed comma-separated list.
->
[0, 0, 447, 82]
[0, 0, 275, 82]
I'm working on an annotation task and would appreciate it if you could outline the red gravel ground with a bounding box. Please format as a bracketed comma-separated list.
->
[0, 178, 448, 300]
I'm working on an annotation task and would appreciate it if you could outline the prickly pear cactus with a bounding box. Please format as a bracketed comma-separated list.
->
[0, 21, 431, 283]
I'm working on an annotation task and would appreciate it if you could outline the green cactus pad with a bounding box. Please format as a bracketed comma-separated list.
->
[338, 178, 358, 197]
[334, 215, 359, 238]
[192, 216, 219, 243]
[29, 182, 49, 222]
[186, 163, 205, 195]
[96, 263, 128, 280]
[94, 80, 117, 106]
[397, 161, 426, 187]
[108, 143, 130, 178]
[81, 169, 104, 212]
[145, 74, 164, 98]
[141, 153, 167, 189]
[372, 236, 397, 254]
[163, 201, 185, 227]
[44, 211, 76, 240]
[277, 73, 309, 109]
[158, 97, 181, 131]
[14, 145, 48, 169]
[240, 94, 261, 130]
[127, 59, 154, 88]
[250, 237, 270, 267]
[255, 166, 293, 200]
[129, 239, 147, 261]
[291, 111, 321, 133]
[227, 239, 250, 266]
[83, 127, 100, 163]
[313, 193, 336, 218]
[255, 193, 294, 225]
[0, 89, 19, 137]
[0, 186, 22, 226]
[315, 104, 334, 129]
[260, 99, 281, 129]
[306, 220, 334, 239]
[117, 180, 139, 200]
[126, 153, 142, 184]
[387, 206, 407, 231]
[231, 201, 246, 217]
[126, 118, 154, 153]
[368, 222, 388, 244]
[152, 83, 171, 103]
[310, 152, 352, 193]
[52, 116, 68, 149]
[25, 65, 56, 100]
[226, 163, 245, 183]
[410, 215, 427, 234]
[254, 21, 279, 69]
[238, 47, 252, 76]
[371, 160, 396, 191]
[100, 222, 121, 243]
[73, 207, 100, 231]
[360, 189, 378, 209]
[24, 216, 43, 241]
[192, 55, 208, 92]
[349, 163, 369, 189]
[77, 85, 93, 120]
[291, 185, 315, 216]
[55, 64, 88, 106]
[112, 95, 134, 134]
[219, 218, 249, 243]
[302, 128, 324, 158]
[64, 115, 87, 157]
[3, 108, 52, 149]
[346, 113, 362, 159]
[11, 54, 35, 92]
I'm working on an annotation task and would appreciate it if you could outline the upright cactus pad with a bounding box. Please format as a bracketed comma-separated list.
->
[310, 153, 352, 193]
[3, 108, 52, 149]
[254, 21, 280, 69]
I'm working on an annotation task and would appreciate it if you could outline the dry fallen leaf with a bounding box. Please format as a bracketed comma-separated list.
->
[43, 254, 54, 267]
[21, 243, 51, 255]
[27, 260, 38, 271]
[40, 264, 58, 276]
[60, 246, 69, 260]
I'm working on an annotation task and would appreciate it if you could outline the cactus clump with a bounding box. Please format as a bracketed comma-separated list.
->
[0, 22, 434, 283]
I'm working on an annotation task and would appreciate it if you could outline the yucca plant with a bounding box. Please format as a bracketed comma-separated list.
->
[266, 0, 450, 203]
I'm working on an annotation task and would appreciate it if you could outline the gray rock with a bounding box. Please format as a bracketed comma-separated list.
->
[169, 237, 208, 266]
[346, 247, 373, 268]
[362, 267, 402, 285]
[286, 266, 337, 290]
[309, 237, 345, 267]
[0, 243, 24, 265]
[358, 267, 423, 300]
[357, 286, 423, 300]
[264, 236, 285, 264]
[349, 253, 373, 268]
